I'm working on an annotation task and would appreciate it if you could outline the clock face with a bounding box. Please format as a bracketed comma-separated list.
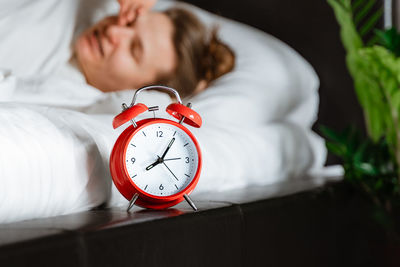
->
[124, 122, 199, 197]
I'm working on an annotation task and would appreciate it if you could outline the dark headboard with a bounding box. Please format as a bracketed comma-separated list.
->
[182, 0, 366, 132]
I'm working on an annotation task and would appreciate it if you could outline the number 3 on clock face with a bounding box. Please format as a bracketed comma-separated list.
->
[125, 122, 200, 197]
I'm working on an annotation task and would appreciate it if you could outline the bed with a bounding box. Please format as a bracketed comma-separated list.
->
[0, 0, 341, 224]
[0, 0, 366, 266]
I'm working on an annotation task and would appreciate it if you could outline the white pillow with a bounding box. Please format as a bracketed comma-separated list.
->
[171, 2, 320, 128]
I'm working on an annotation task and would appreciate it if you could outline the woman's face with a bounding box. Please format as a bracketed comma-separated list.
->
[75, 13, 176, 92]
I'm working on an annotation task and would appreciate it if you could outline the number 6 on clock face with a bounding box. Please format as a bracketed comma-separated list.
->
[125, 122, 199, 197]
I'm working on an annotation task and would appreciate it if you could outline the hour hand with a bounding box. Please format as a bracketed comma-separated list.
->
[145, 158, 160, 171]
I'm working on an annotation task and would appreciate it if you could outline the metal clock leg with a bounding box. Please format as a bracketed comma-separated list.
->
[127, 193, 139, 212]
[184, 194, 197, 211]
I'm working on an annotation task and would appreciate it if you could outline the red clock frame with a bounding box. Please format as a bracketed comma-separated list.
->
[109, 118, 202, 209]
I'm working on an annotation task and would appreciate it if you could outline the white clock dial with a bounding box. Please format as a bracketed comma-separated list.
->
[125, 122, 199, 197]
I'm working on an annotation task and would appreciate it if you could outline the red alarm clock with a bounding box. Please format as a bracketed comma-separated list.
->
[110, 85, 202, 211]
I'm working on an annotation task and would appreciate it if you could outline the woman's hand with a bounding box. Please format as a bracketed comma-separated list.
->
[117, 0, 157, 25]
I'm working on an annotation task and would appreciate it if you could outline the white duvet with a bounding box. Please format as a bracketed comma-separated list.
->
[0, 0, 335, 223]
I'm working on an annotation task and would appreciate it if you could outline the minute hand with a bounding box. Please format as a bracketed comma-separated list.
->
[160, 137, 175, 160]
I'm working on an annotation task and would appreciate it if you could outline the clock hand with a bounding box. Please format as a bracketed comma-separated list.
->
[162, 161, 179, 181]
[145, 160, 159, 171]
[145, 156, 163, 171]
[160, 137, 175, 161]
[145, 140, 178, 171]
[163, 157, 181, 161]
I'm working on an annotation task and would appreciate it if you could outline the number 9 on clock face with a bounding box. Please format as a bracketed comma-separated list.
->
[124, 122, 200, 197]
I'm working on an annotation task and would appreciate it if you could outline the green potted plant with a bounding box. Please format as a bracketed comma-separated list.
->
[324, 0, 400, 227]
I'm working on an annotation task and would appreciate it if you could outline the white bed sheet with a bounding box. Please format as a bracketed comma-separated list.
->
[0, 101, 329, 223]
[0, 0, 338, 223]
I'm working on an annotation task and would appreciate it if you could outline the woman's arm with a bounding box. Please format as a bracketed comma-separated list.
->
[117, 0, 157, 25]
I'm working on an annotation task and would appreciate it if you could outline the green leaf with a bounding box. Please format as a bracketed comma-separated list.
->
[352, 0, 365, 13]
[327, 0, 363, 52]
[392, 91, 400, 111]
[366, 34, 381, 46]
[319, 125, 347, 144]
[327, 0, 400, 211]
[353, 139, 369, 163]
[359, 8, 382, 37]
[375, 28, 400, 57]
[354, 0, 376, 26]
[326, 141, 347, 157]
[355, 162, 379, 175]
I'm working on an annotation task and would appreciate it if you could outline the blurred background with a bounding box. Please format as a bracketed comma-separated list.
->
[183, 0, 400, 165]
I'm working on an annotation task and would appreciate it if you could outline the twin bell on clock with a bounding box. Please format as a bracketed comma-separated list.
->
[109, 85, 202, 212]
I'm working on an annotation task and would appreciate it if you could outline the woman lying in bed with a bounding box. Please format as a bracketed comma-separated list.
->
[74, 0, 235, 98]
[0, 0, 330, 223]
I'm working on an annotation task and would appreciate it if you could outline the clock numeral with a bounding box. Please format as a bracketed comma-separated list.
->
[185, 157, 189, 163]
[184, 143, 189, 147]
[131, 157, 136, 164]
[144, 185, 148, 190]
[156, 130, 163, 137]
[159, 184, 164, 190]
